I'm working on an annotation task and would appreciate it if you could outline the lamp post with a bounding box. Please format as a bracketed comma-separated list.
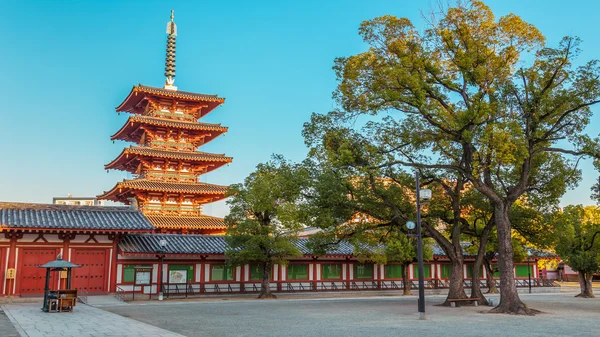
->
[415, 171, 431, 320]
[158, 239, 167, 301]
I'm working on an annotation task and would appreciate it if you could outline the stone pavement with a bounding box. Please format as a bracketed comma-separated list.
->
[1, 303, 184, 337]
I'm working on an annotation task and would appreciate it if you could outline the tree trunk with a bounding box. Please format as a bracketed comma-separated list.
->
[575, 271, 595, 298]
[484, 256, 499, 294]
[402, 262, 412, 295]
[490, 205, 537, 315]
[258, 262, 276, 299]
[471, 252, 488, 305]
[471, 218, 493, 305]
[441, 257, 468, 306]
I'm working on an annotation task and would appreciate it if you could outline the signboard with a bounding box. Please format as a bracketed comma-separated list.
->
[6, 268, 15, 279]
[60, 270, 68, 279]
[169, 269, 188, 284]
[135, 270, 152, 285]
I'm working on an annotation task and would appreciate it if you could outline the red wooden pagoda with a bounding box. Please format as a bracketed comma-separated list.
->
[99, 11, 231, 234]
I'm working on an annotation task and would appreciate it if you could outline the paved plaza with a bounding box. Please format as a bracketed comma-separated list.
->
[97, 293, 597, 337]
[1, 303, 184, 337]
[2, 292, 599, 337]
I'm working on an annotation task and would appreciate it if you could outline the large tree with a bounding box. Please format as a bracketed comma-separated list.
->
[550, 205, 600, 298]
[308, 0, 600, 314]
[225, 157, 305, 299]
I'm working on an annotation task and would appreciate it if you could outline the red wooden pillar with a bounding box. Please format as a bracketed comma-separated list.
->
[199, 258, 205, 293]
[312, 258, 318, 291]
[345, 259, 350, 290]
[240, 264, 245, 292]
[61, 236, 70, 289]
[7, 236, 18, 296]
[277, 264, 282, 292]
[110, 235, 119, 293]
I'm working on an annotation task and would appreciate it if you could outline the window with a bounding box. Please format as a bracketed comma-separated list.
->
[354, 264, 373, 279]
[169, 265, 194, 283]
[123, 265, 151, 283]
[287, 264, 308, 280]
[211, 265, 234, 281]
[249, 264, 274, 280]
[413, 265, 431, 279]
[385, 264, 403, 279]
[467, 265, 483, 278]
[515, 265, 532, 277]
[322, 264, 341, 279]
[441, 265, 452, 279]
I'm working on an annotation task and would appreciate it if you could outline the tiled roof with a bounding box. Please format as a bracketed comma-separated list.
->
[126, 147, 230, 162]
[105, 146, 232, 171]
[119, 235, 358, 256]
[0, 202, 154, 231]
[110, 115, 228, 142]
[114, 179, 228, 194]
[116, 85, 225, 117]
[135, 85, 224, 102]
[145, 214, 226, 230]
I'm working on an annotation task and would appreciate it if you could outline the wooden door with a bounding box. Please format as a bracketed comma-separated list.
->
[71, 249, 107, 293]
[19, 248, 57, 294]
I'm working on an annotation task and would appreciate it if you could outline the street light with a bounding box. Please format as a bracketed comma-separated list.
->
[415, 171, 431, 320]
[158, 239, 167, 301]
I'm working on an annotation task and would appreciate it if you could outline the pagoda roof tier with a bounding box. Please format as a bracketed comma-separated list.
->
[111, 115, 228, 144]
[144, 214, 226, 231]
[116, 84, 225, 117]
[105, 146, 232, 173]
[98, 179, 229, 202]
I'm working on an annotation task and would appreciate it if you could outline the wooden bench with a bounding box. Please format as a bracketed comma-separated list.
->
[448, 297, 480, 307]
[57, 289, 78, 312]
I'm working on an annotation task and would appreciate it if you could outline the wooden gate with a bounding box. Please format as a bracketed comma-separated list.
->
[71, 249, 107, 293]
[19, 248, 58, 294]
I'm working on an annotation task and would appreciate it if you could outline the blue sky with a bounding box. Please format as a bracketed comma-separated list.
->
[1, 0, 599, 217]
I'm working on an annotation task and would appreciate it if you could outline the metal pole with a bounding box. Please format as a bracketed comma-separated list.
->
[415, 171, 426, 320]
[159, 254, 164, 300]
[528, 259, 532, 294]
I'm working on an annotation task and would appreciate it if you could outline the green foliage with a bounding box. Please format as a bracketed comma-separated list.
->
[551, 205, 600, 275]
[224, 156, 304, 267]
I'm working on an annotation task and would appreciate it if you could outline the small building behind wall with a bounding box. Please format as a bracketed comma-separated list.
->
[0, 202, 154, 296]
[116, 234, 546, 298]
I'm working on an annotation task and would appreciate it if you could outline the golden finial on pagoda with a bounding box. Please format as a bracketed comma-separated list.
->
[164, 10, 178, 91]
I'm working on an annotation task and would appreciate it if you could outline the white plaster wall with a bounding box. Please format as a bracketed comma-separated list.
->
[281, 266, 286, 281]
[20, 234, 39, 243]
[373, 264, 378, 279]
[236, 266, 241, 281]
[244, 265, 250, 281]
[272, 265, 278, 281]
[349, 264, 354, 280]
[116, 264, 123, 283]
[44, 234, 62, 243]
[309, 264, 314, 280]
[204, 264, 210, 282]
[153, 264, 159, 282]
[162, 264, 168, 282]
[95, 235, 112, 243]
[342, 264, 347, 280]
[316, 264, 321, 281]
[195, 264, 201, 282]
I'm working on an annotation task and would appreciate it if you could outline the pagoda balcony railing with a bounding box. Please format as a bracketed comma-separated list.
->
[141, 204, 201, 215]
[143, 171, 197, 182]
[151, 140, 197, 151]
[152, 110, 197, 121]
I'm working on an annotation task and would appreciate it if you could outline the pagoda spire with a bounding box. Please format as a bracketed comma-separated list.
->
[164, 10, 177, 91]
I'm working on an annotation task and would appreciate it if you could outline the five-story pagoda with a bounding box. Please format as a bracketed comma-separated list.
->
[99, 11, 232, 234]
